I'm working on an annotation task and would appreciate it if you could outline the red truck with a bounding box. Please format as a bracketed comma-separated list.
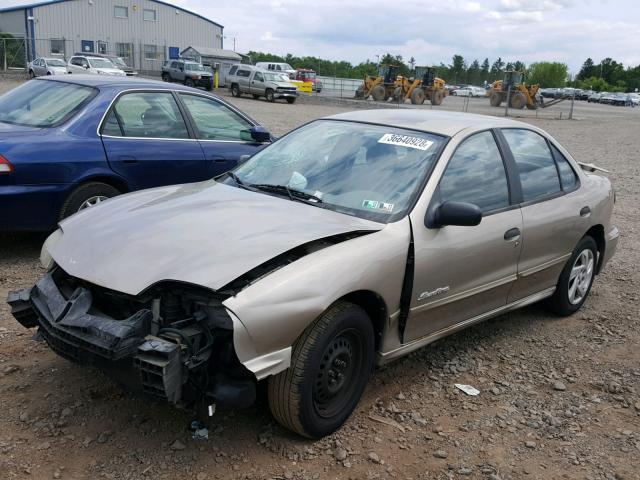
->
[294, 68, 323, 93]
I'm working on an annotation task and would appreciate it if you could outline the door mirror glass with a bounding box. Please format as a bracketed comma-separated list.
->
[238, 154, 251, 165]
[250, 125, 271, 143]
[430, 201, 482, 228]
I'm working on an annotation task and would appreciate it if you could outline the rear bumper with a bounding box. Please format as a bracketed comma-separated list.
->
[0, 184, 70, 231]
[600, 225, 619, 271]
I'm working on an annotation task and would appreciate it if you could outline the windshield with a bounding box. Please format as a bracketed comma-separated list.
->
[264, 72, 289, 82]
[110, 57, 127, 67]
[0, 80, 96, 128]
[229, 120, 445, 223]
[47, 59, 66, 67]
[185, 63, 205, 71]
[88, 58, 115, 69]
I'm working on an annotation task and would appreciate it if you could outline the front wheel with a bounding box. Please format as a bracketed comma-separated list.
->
[184, 78, 195, 87]
[268, 301, 374, 438]
[286, 97, 296, 104]
[231, 84, 241, 97]
[547, 236, 598, 316]
[265, 89, 275, 102]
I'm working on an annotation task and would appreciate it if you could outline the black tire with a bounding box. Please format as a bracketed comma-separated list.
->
[268, 301, 374, 438]
[46, 72, 51, 76]
[547, 236, 598, 316]
[371, 85, 386, 102]
[265, 89, 275, 102]
[355, 85, 365, 99]
[184, 78, 195, 87]
[231, 84, 241, 97]
[510, 92, 527, 110]
[286, 97, 296, 104]
[59, 182, 120, 221]
[393, 86, 404, 102]
[161, 73, 170, 82]
[490, 91, 503, 107]
[252, 94, 260, 99]
[411, 88, 425, 105]
[431, 89, 444, 106]
[28, 69, 35, 78]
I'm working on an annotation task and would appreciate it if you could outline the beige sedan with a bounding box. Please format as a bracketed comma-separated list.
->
[9, 110, 618, 438]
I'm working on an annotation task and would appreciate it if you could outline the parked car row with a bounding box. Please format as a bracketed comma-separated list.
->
[451, 85, 486, 97]
[29, 53, 137, 78]
[539, 87, 639, 107]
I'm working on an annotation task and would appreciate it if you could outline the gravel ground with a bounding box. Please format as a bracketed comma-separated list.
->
[1, 76, 639, 480]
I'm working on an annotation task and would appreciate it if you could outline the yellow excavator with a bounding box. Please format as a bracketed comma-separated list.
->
[488, 70, 540, 110]
[355, 65, 400, 101]
[393, 66, 448, 105]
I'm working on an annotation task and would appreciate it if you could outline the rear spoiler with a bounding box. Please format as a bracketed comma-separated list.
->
[578, 162, 610, 174]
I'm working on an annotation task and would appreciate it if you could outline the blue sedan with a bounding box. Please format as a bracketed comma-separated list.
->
[0, 75, 272, 231]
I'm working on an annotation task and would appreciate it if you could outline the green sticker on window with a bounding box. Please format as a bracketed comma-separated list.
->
[362, 200, 379, 209]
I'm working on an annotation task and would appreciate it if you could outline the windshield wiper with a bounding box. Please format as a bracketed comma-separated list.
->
[251, 184, 324, 204]
[226, 171, 253, 191]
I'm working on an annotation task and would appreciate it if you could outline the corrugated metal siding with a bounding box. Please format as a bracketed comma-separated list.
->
[0, 9, 26, 37]
[32, 0, 222, 70]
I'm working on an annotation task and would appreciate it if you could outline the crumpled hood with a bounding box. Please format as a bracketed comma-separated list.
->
[50, 181, 382, 295]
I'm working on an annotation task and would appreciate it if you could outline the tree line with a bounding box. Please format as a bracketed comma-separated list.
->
[246, 50, 640, 92]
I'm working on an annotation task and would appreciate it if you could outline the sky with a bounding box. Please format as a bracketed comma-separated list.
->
[3, 0, 639, 73]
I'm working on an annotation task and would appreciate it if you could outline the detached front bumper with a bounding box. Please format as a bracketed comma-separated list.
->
[7, 271, 255, 409]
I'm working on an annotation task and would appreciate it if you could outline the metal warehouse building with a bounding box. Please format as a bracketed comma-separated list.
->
[0, 0, 226, 73]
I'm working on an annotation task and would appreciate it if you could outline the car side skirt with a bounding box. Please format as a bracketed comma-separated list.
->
[376, 286, 556, 365]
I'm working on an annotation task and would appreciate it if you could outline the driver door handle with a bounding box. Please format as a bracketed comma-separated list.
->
[504, 227, 521, 241]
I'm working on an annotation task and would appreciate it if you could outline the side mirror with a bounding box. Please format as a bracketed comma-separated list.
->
[250, 126, 271, 143]
[84, 64, 90, 69]
[428, 201, 482, 228]
[238, 154, 251, 165]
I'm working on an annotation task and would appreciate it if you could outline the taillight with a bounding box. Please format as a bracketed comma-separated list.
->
[0, 155, 13, 174]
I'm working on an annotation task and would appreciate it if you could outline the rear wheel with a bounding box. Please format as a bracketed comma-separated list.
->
[510, 92, 527, 109]
[231, 84, 241, 97]
[393, 86, 404, 102]
[265, 89, 275, 102]
[547, 236, 598, 316]
[431, 89, 444, 106]
[268, 301, 374, 438]
[161, 73, 170, 82]
[371, 85, 386, 101]
[59, 182, 120, 220]
[28, 69, 35, 78]
[355, 85, 365, 99]
[489, 91, 503, 107]
[411, 88, 426, 105]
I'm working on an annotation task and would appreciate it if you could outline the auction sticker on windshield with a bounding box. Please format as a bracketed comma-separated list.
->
[378, 133, 434, 151]
[362, 200, 394, 212]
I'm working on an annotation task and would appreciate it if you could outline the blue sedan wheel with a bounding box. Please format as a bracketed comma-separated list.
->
[59, 182, 120, 220]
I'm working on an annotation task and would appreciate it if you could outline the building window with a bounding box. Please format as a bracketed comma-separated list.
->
[114, 6, 128, 18]
[143, 9, 156, 21]
[97, 41, 108, 55]
[143, 44, 158, 60]
[116, 42, 133, 61]
[50, 39, 65, 55]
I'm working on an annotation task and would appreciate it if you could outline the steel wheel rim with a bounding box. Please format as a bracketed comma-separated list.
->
[78, 195, 108, 211]
[568, 249, 594, 305]
[313, 328, 363, 419]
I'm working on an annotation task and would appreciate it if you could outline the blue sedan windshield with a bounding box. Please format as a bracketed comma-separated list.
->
[0, 80, 96, 127]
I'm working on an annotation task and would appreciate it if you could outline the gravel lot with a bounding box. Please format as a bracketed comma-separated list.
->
[1, 76, 639, 480]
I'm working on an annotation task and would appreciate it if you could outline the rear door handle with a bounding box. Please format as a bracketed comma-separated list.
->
[210, 156, 227, 163]
[580, 206, 591, 217]
[504, 227, 521, 241]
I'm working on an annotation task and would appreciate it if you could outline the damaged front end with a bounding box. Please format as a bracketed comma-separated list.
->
[7, 267, 255, 410]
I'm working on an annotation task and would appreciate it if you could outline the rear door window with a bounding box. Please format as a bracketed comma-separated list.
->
[550, 144, 579, 191]
[103, 92, 189, 139]
[502, 129, 561, 202]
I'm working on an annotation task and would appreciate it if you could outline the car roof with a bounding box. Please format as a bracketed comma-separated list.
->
[34, 74, 192, 91]
[325, 109, 527, 137]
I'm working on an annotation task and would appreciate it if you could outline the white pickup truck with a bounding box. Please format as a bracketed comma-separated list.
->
[228, 65, 298, 104]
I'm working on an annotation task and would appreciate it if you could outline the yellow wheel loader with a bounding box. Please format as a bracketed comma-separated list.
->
[488, 70, 540, 110]
[355, 65, 400, 101]
[393, 66, 448, 105]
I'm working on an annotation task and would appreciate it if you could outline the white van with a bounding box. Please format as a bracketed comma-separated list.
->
[255, 62, 296, 79]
